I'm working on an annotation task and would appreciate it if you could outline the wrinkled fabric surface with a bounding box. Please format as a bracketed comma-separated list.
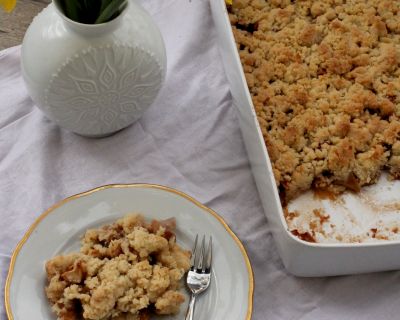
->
[1, 0, 400, 319]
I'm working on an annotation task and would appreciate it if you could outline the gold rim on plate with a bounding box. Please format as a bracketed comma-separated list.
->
[5, 183, 254, 320]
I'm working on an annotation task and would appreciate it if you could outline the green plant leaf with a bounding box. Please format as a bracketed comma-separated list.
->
[100, 0, 113, 13]
[95, 0, 126, 24]
[64, 0, 82, 22]
[55, 0, 126, 24]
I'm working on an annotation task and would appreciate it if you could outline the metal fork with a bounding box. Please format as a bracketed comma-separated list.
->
[185, 235, 212, 320]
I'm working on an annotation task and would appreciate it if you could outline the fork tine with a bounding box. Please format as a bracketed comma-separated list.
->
[204, 236, 212, 272]
[190, 234, 198, 269]
[201, 236, 211, 272]
[196, 235, 206, 271]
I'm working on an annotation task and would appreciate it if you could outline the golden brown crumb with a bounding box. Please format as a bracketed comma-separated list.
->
[45, 214, 191, 320]
[229, 0, 400, 202]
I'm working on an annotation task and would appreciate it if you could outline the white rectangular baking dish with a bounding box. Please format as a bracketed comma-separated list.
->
[210, 0, 400, 277]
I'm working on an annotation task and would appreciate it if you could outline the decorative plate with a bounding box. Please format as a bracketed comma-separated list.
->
[5, 184, 253, 320]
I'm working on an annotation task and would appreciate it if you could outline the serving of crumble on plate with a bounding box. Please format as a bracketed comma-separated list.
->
[45, 214, 190, 320]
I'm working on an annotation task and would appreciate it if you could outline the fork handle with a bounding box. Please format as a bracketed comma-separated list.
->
[185, 293, 197, 320]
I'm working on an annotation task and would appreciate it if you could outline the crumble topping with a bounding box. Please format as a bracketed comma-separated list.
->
[229, 0, 400, 202]
[45, 214, 191, 320]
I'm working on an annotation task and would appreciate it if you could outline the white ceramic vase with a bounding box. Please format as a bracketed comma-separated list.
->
[21, 0, 166, 137]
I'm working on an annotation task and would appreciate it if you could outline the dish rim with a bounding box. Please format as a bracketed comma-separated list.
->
[4, 183, 254, 320]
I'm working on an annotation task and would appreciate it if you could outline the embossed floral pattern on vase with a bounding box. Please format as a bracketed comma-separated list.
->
[45, 44, 163, 136]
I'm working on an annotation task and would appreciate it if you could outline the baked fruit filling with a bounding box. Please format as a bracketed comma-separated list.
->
[228, 0, 400, 203]
[45, 214, 191, 320]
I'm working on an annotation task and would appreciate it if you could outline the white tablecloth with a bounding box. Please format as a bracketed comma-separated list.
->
[1, 0, 400, 319]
